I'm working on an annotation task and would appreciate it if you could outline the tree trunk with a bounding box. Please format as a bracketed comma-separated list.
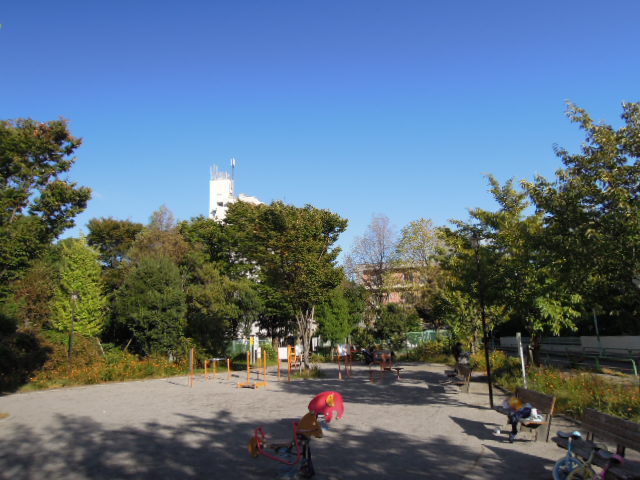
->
[296, 306, 315, 369]
[529, 333, 542, 366]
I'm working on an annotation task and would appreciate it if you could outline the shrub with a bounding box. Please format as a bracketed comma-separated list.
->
[471, 350, 520, 375]
[492, 362, 640, 422]
[311, 352, 329, 363]
[292, 365, 325, 379]
[402, 339, 452, 363]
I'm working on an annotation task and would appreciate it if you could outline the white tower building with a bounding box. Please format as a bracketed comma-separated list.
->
[209, 165, 235, 221]
[209, 160, 262, 221]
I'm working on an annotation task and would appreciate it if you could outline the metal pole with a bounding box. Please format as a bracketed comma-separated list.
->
[474, 238, 494, 408]
[68, 293, 78, 374]
[516, 332, 528, 389]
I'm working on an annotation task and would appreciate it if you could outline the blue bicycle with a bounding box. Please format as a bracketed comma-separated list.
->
[553, 431, 587, 480]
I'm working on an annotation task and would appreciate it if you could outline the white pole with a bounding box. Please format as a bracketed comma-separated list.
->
[516, 332, 528, 388]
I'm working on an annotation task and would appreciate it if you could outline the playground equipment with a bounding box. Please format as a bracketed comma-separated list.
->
[368, 349, 394, 383]
[336, 344, 353, 380]
[204, 357, 232, 381]
[248, 391, 344, 478]
[238, 350, 269, 389]
[187, 349, 232, 387]
[276, 345, 304, 381]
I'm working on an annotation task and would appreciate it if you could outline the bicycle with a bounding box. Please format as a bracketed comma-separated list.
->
[553, 431, 587, 480]
[566, 443, 624, 480]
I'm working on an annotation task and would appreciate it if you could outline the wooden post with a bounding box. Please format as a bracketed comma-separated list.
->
[337, 349, 343, 380]
[204, 359, 208, 381]
[264, 351, 268, 380]
[227, 358, 231, 380]
[246, 352, 250, 385]
[213, 359, 218, 379]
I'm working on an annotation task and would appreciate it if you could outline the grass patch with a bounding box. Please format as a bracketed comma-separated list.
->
[399, 339, 453, 364]
[470, 350, 640, 422]
[292, 365, 325, 379]
[19, 333, 187, 392]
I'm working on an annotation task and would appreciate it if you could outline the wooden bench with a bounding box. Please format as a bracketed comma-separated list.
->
[495, 387, 556, 442]
[442, 364, 473, 393]
[553, 409, 640, 480]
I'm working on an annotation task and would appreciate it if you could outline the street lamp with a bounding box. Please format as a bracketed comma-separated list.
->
[68, 292, 79, 374]
[471, 233, 494, 408]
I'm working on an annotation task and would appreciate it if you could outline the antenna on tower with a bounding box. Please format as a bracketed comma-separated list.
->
[231, 157, 236, 180]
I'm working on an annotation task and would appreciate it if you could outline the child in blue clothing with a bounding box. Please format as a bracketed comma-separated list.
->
[504, 397, 532, 442]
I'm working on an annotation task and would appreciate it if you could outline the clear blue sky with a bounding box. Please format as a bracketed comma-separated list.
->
[2, 1, 639, 256]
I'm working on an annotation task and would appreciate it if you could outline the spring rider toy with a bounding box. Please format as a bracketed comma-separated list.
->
[248, 391, 344, 478]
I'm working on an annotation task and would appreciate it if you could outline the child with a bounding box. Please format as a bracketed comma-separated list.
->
[503, 397, 532, 442]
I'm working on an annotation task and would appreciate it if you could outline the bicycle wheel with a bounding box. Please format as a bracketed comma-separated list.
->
[566, 465, 596, 480]
[552, 457, 585, 480]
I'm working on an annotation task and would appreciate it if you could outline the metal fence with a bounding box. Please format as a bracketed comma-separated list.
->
[406, 330, 449, 348]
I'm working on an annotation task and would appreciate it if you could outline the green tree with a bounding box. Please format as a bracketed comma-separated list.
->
[51, 237, 107, 337]
[128, 209, 190, 266]
[178, 216, 230, 271]
[393, 218, 445, 327]
[185, 262, 263, 355]
[115, 256, 187, 355]
[0, 118, 90, 293]
[87, 217, 144, 269]
[2, 257, 57, 331]
[374, 303, 421, 350]
[473, 177, 581, 360]
[226, 201, 347, 367]
[524, 102, 640, 334]
[316, 286, 355, 345]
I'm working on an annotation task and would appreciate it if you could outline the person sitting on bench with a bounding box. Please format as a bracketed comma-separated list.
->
[503, 397, 532, 442]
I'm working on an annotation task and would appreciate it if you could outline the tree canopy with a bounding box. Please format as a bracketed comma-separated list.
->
[0, 118, 90, 291]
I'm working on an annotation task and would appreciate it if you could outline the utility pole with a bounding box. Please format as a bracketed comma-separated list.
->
[472, 233, 494, 408]
[68, 293, 79, 374]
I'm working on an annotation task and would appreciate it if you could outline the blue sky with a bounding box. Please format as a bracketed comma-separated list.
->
[2, 1, 639, 256]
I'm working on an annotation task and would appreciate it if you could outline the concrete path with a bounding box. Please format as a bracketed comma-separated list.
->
[0, 362, 573, 479]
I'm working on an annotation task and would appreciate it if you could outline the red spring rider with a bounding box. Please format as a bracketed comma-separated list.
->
[248, 391, 344, 478]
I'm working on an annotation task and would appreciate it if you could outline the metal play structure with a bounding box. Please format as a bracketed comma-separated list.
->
[238, 350, 269, 389]
[248, 391, 344, 478]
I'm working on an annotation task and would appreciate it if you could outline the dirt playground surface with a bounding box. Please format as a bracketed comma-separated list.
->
[0, 362, 575, 479]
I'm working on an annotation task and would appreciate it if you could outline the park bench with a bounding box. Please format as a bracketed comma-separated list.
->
[495, 387, 556, 442]
[553, 408, 640, 480]
[442, 364, 473, 393]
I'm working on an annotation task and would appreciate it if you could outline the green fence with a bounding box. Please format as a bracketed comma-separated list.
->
[406, 330, 448, 347]
[226, 339, 271, 357]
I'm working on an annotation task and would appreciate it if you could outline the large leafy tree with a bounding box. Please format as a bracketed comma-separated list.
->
[1, 257, 57, 331]
[524, 102, 640, 334]
[316, 285, 354, 345]
[87, 217, 144, 269]
[226, 201, 347, 367]
[51, 237, 107, 337]
[115, 256, 187, 355]
[374, 303, 422, 350]
[472, 177, 581, 361]
[128, 206, 190, 266]
[0, 118, 90, 294]
[393, 218, 445, 327]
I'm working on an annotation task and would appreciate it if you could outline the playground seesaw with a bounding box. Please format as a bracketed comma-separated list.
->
[248, 391, 344, 478]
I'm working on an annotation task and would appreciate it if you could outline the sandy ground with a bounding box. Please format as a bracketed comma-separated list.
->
[0, 362, 578, 480]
